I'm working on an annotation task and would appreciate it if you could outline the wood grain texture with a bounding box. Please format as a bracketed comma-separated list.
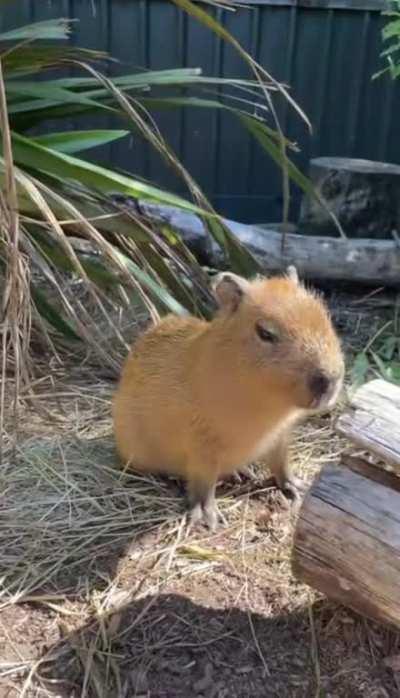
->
[292, 460, 400, 629]
[336, 379, 400, 469]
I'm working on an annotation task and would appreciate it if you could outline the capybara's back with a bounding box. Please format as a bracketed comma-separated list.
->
[113, 314, 207, 477]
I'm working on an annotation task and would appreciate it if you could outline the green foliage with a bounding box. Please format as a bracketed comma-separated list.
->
[351, 321, 400, 388]
[374, 0, 400, 80]
[0, 11, 314, 368]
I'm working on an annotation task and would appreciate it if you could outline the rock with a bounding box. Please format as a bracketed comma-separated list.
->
[129, 668, 148, 693]
[193, 661, 214, 692]
[235, 664, 254, 674]
[383, 654, 400, 672]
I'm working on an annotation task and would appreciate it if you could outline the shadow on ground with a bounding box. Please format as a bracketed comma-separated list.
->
[33, 592, 399, 698]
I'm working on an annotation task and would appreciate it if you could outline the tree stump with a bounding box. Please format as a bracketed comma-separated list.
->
[292, 457, 400, 629]
[292, 379, 400, 629]
[298, 157, 400, 239]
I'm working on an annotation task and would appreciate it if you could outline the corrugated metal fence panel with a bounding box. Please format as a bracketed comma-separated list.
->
[1, 1, 399, 223]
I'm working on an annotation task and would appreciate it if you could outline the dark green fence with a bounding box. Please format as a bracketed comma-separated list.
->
[2, 0, 398, 223]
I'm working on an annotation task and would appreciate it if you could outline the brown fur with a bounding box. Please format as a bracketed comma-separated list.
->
[113, 271, 344, 528]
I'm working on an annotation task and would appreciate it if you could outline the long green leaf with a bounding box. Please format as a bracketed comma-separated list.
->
[31, 227, 122, 289]
[8, 132, 211, 216]
[140, 96, 295, 148]
[238, 113, 322, 204]
[31, 286, 81, 341]
[238, 112, 347, 235]
[42, 69, 261, 91]
[169, 0, 311, 129]
[0, 18, 71, 42]
[0, 161, 158, 246]
[32, 227, 188, 316]
[13, 73, 264, 129]
[238, 114, 303, 184]
[6, 81, 113, 113]
[115, 248, 188, 316]
[351, 352, 370, 388]
[8, 95, 115, 117]
[135, 240, 204, 315]
[32, 130, 129, 154]
[2, 46, 107, 76]
[49, 68, 203, 91]
[9, 78, 262, 121]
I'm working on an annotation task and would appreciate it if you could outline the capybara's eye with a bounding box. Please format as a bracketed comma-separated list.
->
[255, 323, 279, 344]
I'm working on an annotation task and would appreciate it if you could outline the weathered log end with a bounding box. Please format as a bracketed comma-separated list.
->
[336, 379, 400, 470]
[292, 458, 400, 629]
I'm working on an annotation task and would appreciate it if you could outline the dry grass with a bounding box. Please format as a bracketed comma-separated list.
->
[0, 290, 399, 697]
[0, 56, 32, 465]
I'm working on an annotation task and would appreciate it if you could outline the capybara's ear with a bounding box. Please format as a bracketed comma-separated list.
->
[212, 273, 251, 313]
[286, 265, 299, 284]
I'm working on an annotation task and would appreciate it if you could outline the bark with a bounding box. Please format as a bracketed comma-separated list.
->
[292, 457, 400, 629]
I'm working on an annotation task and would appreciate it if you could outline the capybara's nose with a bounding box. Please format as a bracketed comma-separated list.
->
[309, 371, 331, 399]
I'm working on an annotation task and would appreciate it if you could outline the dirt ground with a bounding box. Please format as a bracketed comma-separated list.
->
[1, 287, 400, 698]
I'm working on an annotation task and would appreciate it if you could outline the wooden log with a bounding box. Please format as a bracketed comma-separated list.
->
[292, 457, 400, 629]
[299, 157, 400, 239]
[135, 201, 400, 288]
[336, 379, 400, 470]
